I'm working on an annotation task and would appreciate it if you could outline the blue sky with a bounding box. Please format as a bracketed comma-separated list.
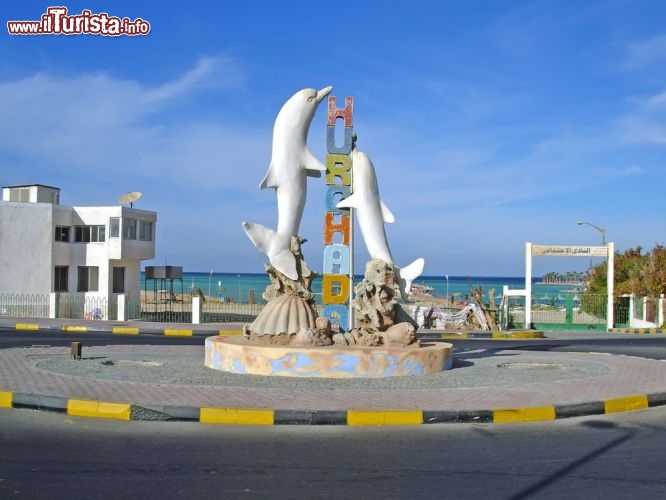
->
[2, 1, 665, 277]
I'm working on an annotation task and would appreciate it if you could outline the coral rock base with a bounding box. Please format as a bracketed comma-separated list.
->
[205, 336, 453, 378]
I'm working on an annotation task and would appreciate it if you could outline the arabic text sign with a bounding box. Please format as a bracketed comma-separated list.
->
[531, 245, 608, 257]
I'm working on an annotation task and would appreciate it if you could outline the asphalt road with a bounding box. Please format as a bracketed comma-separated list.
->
[2, 328, 666, 499]
[2, 327, 666, 360]
[1, 406, 666, 499]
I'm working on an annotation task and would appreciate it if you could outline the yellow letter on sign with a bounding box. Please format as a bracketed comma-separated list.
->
[322, 274, 350, 304]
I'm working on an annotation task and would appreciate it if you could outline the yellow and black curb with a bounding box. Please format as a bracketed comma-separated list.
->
[426, 330, 545, 340]
[8, 323, 244, 337]
[8, 323, 543, 340]
[610, 328, 665, 335]
[2, 390, 665, 425]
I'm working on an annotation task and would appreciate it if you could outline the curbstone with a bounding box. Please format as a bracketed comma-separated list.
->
[555, 401, 605, 419]
[62, 325, 88, 333]
[112, 327, 140, 335]
[604, 394, 649, 414]
[274, 409, 347, 425]
[164, 329, 193, 337]
[493, 406, 556, 423]
[15, 323, 39, 331]
[12, 392, 68, 412]
[609, 328, 665, 334]
[347, 410, 423, 426]
[67, 398, 131, 421]
[200, 407, 274, 425]
[2, 392, 666, 425]
[0, 390, 12, 408]
[647, 392, 666, 407]
[423, 410, 493, 424]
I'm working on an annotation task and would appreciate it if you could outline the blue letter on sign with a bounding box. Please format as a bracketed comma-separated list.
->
[322, 304, 349, 333]
[323, 244, 350, 274]
[325, 186, 351, 214]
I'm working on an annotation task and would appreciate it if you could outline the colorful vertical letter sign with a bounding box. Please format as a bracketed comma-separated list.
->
[322, 95, 354, 332]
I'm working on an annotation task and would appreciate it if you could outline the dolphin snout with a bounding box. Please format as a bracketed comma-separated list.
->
[315, 86, 333, 102]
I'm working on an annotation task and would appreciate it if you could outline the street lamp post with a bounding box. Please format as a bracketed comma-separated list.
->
[577, 221, 606, 245]
[445, 274, 449, 306]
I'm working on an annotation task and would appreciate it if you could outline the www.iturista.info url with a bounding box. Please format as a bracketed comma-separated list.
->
[7, 7, 150, 36]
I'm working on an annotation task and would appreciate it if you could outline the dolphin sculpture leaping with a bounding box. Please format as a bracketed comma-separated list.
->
[337, 146, 425, 301]
[242, 86, 333, 280]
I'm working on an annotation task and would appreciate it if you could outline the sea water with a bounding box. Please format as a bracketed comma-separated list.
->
[140, 272, 578, 305]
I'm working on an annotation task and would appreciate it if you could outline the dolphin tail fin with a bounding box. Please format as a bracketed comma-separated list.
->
[242, 221, 299, 280]
[242, 221, 275, 254]
[269, 248, 299, 281]
[395, 258, 425, 302]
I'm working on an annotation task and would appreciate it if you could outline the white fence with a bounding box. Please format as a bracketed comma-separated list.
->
[0, 293, 262, 324]
[628, 294, 665, 328]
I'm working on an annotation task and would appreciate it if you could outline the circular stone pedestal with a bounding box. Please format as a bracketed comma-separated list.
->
[205, 336, 453, 378]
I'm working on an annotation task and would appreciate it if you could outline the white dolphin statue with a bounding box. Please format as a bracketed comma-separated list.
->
[337, 145, 425, 301]
[242, 86, 333, 280]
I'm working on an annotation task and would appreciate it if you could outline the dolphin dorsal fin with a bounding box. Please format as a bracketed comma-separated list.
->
[304, 150, 326, 178]
[337, 193, 360, 209]
[260, 163, 278, 189]
[380, 201, 395, 223]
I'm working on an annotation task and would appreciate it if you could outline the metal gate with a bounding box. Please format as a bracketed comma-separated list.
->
[525, 292, 609, 331]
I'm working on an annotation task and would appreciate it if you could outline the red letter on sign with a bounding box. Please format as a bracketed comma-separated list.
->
[327, 96, 354, 128]
[324, 212, 350, 245]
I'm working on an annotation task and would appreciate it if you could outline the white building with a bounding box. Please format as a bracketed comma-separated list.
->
[0, 184, 156, 316]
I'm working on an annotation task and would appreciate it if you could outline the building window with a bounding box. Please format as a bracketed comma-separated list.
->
[9, 187, 30, 202]
[123, 218, 137, 240]
[77, 266, 99, 292]
[112, 267, 125, 293]
[54, 266, 68, 292]
[110, 217, 120, 238]
[55, 226, 70, 242]
[139, 221, 153, 241]
[74, 225, 106, 243]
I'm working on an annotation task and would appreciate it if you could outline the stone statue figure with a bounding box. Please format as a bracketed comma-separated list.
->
[240, 90, 421, 350]
[242, 86, 333, 281]
[337, 139, 425, 301]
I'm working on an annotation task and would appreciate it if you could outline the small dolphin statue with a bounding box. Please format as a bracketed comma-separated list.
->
[337, 143, 425, 301]
[242, 86, 333, 280]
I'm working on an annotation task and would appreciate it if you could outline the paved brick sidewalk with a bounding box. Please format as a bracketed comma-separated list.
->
[2, 343, 666, 424]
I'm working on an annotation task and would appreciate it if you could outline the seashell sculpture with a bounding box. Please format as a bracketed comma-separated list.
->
[249, 293, 317, 343]
[244, 236, 332, 346]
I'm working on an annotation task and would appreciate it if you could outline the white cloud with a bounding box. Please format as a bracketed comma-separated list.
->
[623, 33, 666, 70]
[0, 55, 268, 191]
[645, 90, 666, 109]
[0, 56, 279, 271]
[616, 89, 666, 145]
[144, 55, 244, 104]
[616, 164, 646, 176]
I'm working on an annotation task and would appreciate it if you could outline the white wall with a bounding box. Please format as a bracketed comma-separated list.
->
[0, 201, 54, 295]
[69, 206, 156, 300]
[1, 199, 156, 302]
